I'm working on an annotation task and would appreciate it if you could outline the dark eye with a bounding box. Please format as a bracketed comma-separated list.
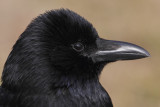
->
[72, 42, 84, 52]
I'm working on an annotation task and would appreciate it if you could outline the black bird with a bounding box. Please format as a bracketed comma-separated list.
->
[0, 9, 149, 107]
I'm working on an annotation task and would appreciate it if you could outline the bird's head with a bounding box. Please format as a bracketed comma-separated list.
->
[2, 9, 149, 92]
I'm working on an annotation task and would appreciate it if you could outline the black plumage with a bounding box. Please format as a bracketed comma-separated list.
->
[0, 9, 149, 107]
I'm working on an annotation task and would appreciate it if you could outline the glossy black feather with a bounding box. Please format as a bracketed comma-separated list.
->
[0, 9, 113, 107]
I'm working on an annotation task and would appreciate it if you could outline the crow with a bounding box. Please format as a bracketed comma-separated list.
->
[0, 9, 149, 107]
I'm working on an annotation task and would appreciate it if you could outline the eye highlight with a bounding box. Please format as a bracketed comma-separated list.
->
[72, 42, 84, 52]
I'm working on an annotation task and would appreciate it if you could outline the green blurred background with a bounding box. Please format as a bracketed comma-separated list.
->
[0, 0, 159, 107]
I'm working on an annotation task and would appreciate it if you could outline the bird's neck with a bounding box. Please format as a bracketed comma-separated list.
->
[2, 73, 113, 107]
[49, 78, 113, 107]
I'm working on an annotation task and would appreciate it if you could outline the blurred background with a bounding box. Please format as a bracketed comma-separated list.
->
[0, 0, 159, 107]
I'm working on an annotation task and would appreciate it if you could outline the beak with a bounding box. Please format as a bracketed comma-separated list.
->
[91, 38, 150, 63]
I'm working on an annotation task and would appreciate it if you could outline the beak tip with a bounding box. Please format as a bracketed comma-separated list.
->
[136, 48, 150, 59]
[144, 51, 150, 57]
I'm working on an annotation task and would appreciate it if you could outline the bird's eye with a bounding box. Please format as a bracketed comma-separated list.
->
[72, 42, 84, 52]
